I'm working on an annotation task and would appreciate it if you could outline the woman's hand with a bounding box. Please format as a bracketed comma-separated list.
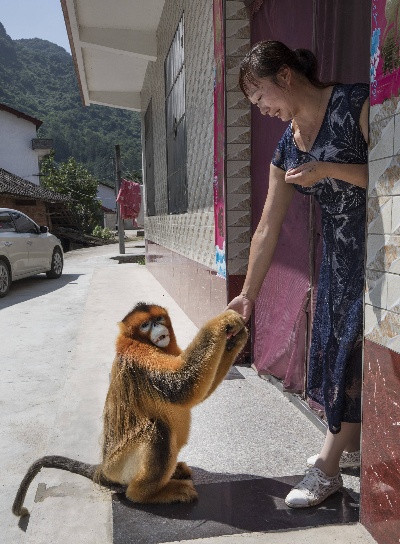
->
[226, 294, 254, 324]
[286, 160, 368, 189]
[285, 160, 322, 187]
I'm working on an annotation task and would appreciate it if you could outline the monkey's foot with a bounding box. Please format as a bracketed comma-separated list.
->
[172, 462, 192, 480]
[126, 479, 198, 504]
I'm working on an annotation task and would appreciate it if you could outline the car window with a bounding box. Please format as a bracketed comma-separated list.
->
[11, 212, 38, 234]
[0, 212, 16, 232]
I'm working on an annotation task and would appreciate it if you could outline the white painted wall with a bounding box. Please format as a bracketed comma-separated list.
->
[97, 183, 116, 210]
[0, 110, 46, 184]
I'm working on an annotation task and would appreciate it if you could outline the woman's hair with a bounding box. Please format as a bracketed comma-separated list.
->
[239, 40, 326, 96]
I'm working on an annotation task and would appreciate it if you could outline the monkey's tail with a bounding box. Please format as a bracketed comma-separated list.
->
[12, 455, 101, 517]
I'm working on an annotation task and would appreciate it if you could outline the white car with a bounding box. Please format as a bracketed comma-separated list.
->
[0, 208, 63, 297]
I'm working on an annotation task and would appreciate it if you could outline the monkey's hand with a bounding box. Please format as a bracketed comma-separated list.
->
[199, 310, 248, 400]
[223, 310, 247, 351]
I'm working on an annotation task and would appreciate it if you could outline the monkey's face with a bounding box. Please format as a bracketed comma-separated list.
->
[121, 304, 174, 350]
[139, 315, 170, 348]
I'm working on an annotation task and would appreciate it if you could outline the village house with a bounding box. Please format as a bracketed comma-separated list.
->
[0, 103, 52, 185]
[0, 167, 69, 230]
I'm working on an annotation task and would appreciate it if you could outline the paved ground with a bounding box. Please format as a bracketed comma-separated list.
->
[0, 239, 376, 544]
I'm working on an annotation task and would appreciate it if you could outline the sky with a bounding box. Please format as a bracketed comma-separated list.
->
[1, 0, 71, 52]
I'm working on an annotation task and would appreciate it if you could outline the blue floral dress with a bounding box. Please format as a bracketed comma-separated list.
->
[271, 83, 369, 434]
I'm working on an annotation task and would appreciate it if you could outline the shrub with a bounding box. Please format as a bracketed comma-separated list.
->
[92, 226, 114, 240]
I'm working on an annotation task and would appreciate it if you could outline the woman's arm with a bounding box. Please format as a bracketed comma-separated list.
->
[285, 161, 368, 188]
[227, 164, 295, 322]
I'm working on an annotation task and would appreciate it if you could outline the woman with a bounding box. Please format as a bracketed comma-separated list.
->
[227, 41, 369, 508]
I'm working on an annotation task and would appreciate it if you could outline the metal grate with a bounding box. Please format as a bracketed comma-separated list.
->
[165, 14, 187, 214]
[144, 100, 155, 216]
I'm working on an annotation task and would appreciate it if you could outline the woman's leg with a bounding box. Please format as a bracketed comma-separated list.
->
[344, 423, 361, 452]
[314, 422, 361, 476]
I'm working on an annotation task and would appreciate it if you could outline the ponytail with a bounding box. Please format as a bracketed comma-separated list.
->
[293, 48, 320, 84]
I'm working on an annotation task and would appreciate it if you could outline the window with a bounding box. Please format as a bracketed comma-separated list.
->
[11, 212, 38, 234]
[15, 199, 37, 206]
[144, 100, 156, 216]
[165, 14, 187, 214]
[0, 212, 15, 232]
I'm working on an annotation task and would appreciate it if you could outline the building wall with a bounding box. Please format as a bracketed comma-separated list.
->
[141, 0, 252, 327]
[146, 240, 227, 327]
[225, 0, 251, 279]
[142, 0, 215, 270]
[97, 184, 116, 211]
[365, 97, 400, 352]
[142, 0, 227, 326]
[0, 111, 42, 184]
[361, 4, 400, 537]
[0, 195, 50, 227]
[361, 94, 400, 543]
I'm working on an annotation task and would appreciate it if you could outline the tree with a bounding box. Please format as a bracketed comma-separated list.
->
[40, 151, 102, 233]
[0, 28, 142, 178]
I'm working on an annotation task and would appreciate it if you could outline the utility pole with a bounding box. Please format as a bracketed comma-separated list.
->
[115, 144, 125, 254]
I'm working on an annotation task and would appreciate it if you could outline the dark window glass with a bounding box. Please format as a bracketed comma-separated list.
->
[144, 100, 156, 216]
[15, 199, 36, 206]
[11, 212, 38, 234]
[165, 14, 187, 214]
[0, 212, 15, 232]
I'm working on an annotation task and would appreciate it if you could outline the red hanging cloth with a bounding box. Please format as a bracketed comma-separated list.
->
[116, 179, 142, 227]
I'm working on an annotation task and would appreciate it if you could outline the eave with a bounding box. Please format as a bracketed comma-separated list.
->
[61, 0, 165, 112]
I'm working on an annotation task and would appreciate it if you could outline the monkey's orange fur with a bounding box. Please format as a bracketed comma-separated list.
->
[100, 303, 248, 503]
[12, 303, 248, 515]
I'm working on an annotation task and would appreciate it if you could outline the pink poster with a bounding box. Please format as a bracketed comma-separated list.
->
[371, 0, 400, 105]
[213, 0, 226, 278]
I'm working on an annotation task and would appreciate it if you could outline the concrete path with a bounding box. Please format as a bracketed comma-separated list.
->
[169, 525, 375, 544]
[0, 241, 376, 544]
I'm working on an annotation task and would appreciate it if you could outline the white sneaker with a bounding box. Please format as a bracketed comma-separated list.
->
[285, 467, 343, 508]
[306, 450, 360, 469]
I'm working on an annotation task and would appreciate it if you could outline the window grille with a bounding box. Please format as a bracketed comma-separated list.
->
[144, 100, 156, 216]
[165, 14, 187, 214]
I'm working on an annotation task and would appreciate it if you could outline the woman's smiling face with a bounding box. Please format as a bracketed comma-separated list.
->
[247, 70, 293, 121]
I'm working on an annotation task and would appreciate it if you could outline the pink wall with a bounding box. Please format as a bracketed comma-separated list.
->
[146, 240, 227, 328]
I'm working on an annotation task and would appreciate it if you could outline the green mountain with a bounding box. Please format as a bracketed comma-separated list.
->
[0, 22, 142, 183]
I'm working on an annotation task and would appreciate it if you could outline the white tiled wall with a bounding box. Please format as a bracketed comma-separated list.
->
[141, 0, 252, 275]
[141, 0, 216, 270]
[365, 97, 400, 353]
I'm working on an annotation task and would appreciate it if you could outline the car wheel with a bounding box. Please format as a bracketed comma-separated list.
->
[0, 258, 11, 297]
[46, 247, 63, 279]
